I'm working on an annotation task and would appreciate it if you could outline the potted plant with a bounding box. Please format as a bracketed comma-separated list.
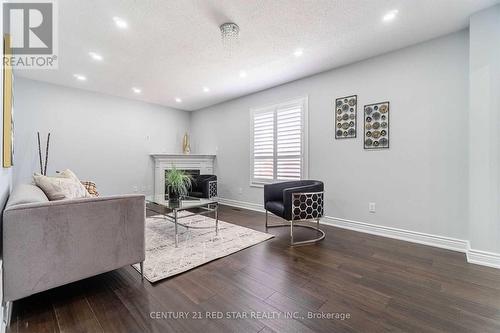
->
[165, 166, 192, 201]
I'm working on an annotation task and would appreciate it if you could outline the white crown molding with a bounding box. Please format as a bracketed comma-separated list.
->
[217, 197, 499, 269]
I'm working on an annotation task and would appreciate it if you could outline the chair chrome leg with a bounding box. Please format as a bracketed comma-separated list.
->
[174, 209, 178, 248]
[267, 218, 326, 246]
[140, 261, 144, 281]
[289, 225, 325, 246]
[265, 210, 268, 229]
[215, 204, 219, 236]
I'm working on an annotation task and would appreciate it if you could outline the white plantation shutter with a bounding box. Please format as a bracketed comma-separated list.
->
[252, 110, 274, 181]
[277, 105, 302, 180]
[251, 97, 308, 185]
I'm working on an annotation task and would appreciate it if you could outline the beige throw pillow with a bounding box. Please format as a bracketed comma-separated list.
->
[57, 169, 93, 196]
[33, 169, 91, 201]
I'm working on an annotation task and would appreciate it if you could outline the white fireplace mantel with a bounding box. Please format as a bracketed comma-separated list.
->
[151, 153, 216, 197]
[151, 153, 217, 159]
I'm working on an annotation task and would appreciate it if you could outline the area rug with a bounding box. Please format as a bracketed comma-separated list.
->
[132, 212, 274, 282]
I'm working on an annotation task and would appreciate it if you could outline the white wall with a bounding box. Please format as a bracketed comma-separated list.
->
[191, 31, 470, 240]
[13, 78, 190, 195]
[468, 5, 500, 253]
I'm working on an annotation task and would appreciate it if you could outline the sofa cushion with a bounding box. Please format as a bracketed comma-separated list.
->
[5, 184, 49, 209]
[189, 191, 204, 198]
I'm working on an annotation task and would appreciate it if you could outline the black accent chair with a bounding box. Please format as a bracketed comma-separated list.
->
[264, 180, 325, 246]
[189, 175, 217, 199]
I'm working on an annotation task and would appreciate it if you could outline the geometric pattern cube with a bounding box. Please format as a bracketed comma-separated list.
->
[292, 192, 324, 221]
[208, 180, 217, 198]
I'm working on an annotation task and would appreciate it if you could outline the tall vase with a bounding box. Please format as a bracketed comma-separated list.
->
[182, 132, 191, 154]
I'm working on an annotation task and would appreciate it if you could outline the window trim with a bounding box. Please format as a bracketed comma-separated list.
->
[249, 96, 309, 187]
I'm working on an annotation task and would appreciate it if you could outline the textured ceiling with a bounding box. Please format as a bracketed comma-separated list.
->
[16, 0, 499, 111]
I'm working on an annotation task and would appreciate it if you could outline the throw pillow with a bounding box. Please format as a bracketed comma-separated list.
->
[56, 169, 93, 197]
[81, 181, 99, 197]
[33, 173, 90, 201]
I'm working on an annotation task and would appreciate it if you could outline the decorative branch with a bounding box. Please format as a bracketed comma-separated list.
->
[44, 133, 50, 176]
[37, 132, 43, 174]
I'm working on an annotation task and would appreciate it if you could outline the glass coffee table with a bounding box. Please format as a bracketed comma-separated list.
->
[145, 195, 219, 247]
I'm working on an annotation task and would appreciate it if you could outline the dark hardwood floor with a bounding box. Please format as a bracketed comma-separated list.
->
[8, 205, 500, 333]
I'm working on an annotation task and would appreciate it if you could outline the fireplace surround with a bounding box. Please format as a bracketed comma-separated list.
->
[151, 154, 216, 197]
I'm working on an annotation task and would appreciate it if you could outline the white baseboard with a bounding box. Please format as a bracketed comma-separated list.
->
[321, 216, 470, 253]
[218, 197, 500, 269]
[218, 197, 265, 213]
[466, 249, 500, 269]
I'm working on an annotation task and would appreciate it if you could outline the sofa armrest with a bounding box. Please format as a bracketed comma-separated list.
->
[2, 194, 145, 302]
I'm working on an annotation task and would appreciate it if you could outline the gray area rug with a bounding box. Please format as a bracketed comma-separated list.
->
[133, 212, 274, 282]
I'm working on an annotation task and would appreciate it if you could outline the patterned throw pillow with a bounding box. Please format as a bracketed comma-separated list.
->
[81, 181, 99, 197]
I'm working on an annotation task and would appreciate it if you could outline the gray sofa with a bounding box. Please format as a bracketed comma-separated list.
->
[2, 184, 145, 304]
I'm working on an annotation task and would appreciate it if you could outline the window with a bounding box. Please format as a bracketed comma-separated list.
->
[250, 97, 308, 185]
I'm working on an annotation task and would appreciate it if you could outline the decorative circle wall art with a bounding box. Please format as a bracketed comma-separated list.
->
[335, 95, 357, 139]
[364, 101, 389, 149]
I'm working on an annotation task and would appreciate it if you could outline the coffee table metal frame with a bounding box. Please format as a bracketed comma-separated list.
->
[146, 197, 219, 247]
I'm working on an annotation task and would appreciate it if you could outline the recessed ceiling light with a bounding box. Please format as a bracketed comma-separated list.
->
[203, 87, 210, 93]
[113, 16, 128, 29]
[73, 74, 87, 81]
[132, 87, 142, 94]
[239, 70, 247, 78]
[293, 48, 304, 57]
[382, 9, 398, 22]
[88, 51, 103, 61]
[175, 97, 182, 103]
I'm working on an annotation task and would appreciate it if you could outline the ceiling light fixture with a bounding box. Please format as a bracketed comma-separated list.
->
[88, 51, 103, 61]
[294, 48, 304, 57]
[382, 9, 398, 22]
[132, 87, 142, 94]
[113, 16, 128, 29]
[239, 70, 247, 78]
[73, 74, 87, 81]
[220, 22, 239, 55]
[175, 97, 182, 103]
[203, 87, 210, 93]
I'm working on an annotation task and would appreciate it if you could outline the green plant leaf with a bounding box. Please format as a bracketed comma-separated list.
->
[165, 165, 193, 197]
